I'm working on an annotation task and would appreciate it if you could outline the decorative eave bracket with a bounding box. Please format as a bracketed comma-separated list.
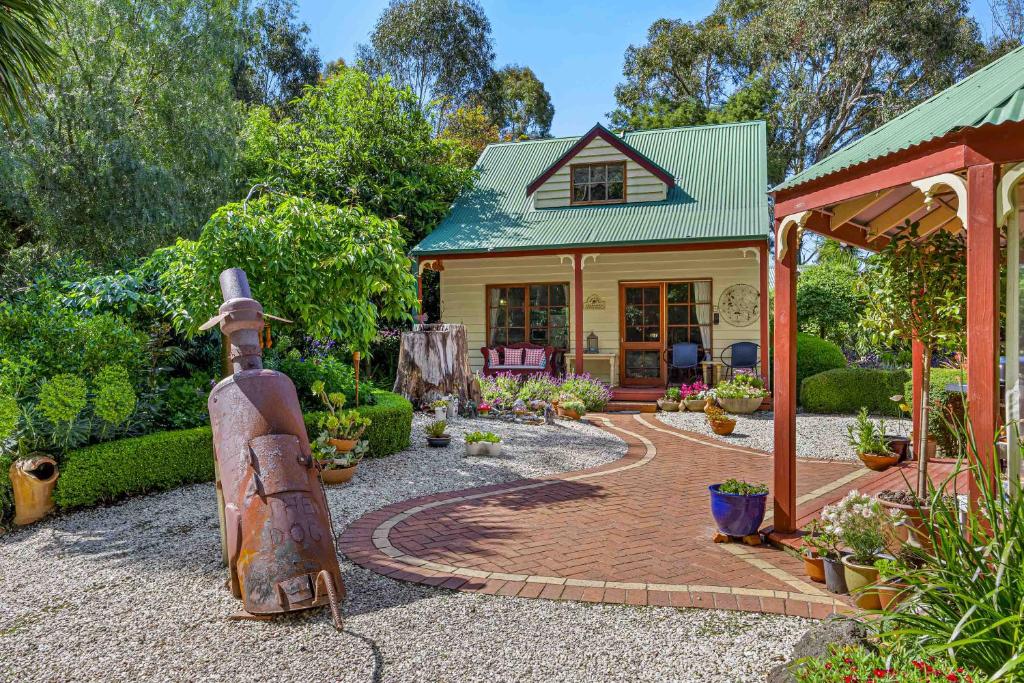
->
[776, 211, 810, 262]
[997, 162, 1024, 228]
[910, 173, 968, 228]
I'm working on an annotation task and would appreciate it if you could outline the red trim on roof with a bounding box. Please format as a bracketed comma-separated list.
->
[525, 124, 676, 196]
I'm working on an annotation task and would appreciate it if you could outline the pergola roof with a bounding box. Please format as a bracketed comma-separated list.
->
[775, 44, 1024, 193]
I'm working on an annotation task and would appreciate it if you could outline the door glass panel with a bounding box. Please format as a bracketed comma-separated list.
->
[625, 351, 660, 378]
[625, 325, 644, 342]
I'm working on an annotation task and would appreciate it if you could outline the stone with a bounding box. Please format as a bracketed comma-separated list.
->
[766, 616, 869, 683]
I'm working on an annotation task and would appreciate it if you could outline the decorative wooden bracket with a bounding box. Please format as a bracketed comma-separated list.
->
[997, 162, 1024, 228]
[418, 259, 444, 274]
[776, 211, 810, 262]
[910, 173, 968, 228]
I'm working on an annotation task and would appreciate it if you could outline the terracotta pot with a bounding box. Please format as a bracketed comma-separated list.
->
[912, 438, 937, 460]
[683, 399, 706, 412]
[557, 407, 581, 420]
[321, 464, 357, 485]
[710, 419, 736, 436]
[718, 397, 763, 414]
[877, 581, 909, 610]
[842, 555, 881, 610]
[885, 435, 911, 461]
[857, 451, 899, 472]
[657, 399, 680, 412]
[879, 497, 932, 550]
[328, 438, 357, 453]
[823, 555, 848, 594]
[802, 553, 826, 583]
[9, 456, 58, 526]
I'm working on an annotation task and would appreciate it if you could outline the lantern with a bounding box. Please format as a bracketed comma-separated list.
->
[586, 331, 599, 354]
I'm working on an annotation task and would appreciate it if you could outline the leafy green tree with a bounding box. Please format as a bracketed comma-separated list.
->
[796, 260, 864, 348]
[440, 104, 502, 166]
[240, 67, 475, 243]
[859, 223, 967, 496]
[481, 65, 554, 140]
[0, 0, 245, 262]
[0, 0, 60, 124]
[159, 193, 418, 352]
[356, 0, 494, 133]
[232, 0, 322, 107]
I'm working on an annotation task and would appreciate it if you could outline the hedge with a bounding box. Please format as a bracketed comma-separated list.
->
[53, 426, 215, 510]
[797, 333, 847, 397]
[902, 367, 965, 453]
[305, 390, 412, 458]
[800, 367, 910, 415]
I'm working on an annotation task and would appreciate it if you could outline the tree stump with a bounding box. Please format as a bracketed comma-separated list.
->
[393, 324, 481, 407]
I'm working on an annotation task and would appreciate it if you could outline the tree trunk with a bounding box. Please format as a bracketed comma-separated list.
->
[393, 324, 481, 407]
[917, 344, 931, 499]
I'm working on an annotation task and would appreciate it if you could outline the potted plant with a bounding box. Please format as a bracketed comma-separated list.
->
[705, 405, 736, 436]
[682, 381, 709, 412]
[425, 420, 451, 447]
[708, 479, 768, 538]
[556, 395, 586, 420]
[809, 527, 848, 595]
[657, 387, 682, 412]
[875, 488, 943, 551]
[873, 557, 910, 610]
[312, 381, 370, 452]
[885, 394, 912, 460]
[822, 490, 900, 610]
[430, 399, 448, 421]
[465, 431, 502, 456]
[847, 407, 899, 471]
[714, 374, 767, 414]
[799, 520, 828, 583]
[312, 433, 367, 485]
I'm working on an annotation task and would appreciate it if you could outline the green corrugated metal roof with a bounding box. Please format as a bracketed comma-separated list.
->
[412, 120, 769, 255]
[774, 44, 1024, 193]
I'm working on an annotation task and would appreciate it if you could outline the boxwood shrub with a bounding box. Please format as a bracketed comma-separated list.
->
[53, 426, 215, 510]
[796, 333, 847, 395]
[305, 390, 412, 458]
[800, 367, 910, 415]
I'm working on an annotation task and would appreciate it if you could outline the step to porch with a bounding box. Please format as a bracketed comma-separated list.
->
[603, 400, 657, 414]
[608, 387, 664, 402]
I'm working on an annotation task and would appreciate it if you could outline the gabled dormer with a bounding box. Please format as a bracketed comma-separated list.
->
[526, 123, 676, 209]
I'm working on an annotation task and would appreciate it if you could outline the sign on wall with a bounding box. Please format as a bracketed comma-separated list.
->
[583, 294, 607, 310]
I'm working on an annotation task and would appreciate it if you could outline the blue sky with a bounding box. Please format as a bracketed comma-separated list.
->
[298, 0, 998, 137]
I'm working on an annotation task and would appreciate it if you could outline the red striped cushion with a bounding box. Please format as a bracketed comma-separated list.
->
[504, 347, 524, 365]
[523, 347, 545, 366]
[488, 349, 500, 366]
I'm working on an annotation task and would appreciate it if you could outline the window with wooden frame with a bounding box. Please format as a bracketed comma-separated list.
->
[570, 161, 626, 204]
[487, 283, 570, 348]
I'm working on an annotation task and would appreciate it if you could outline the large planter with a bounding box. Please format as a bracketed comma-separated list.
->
[803, 553, 826, 583]
[657, 399, 680, 412]
[710, 419, 736, 436]
[465, 442, 485, 456]
[483, 442, 502, 457]
[842, 555, 882, 610]
[823, 555, 848, 594]
[857, 451, 899, 472]
[878, 496, 932, 550]
[718, 397, 763, 414]
[683, 399, 707, 412]
[708, 484, 767, 537]
[321, 464, 358, 485]
[465, 441, 502, 456]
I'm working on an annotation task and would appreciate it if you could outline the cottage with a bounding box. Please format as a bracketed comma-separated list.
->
[411, 121, 771, 397]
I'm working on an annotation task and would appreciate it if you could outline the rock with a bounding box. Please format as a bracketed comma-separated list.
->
[766, 616, 869, 683]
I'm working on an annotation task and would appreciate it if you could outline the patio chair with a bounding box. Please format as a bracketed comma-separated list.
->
[664, 342, 700, 385]
[721, 342, 759, 380]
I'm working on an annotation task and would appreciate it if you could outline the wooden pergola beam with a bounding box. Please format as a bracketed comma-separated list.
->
[867, 192, 924, 241]
[829, 190, 892, 231]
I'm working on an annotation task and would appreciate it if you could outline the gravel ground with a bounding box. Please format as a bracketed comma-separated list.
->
[0, 415, 811, 683]
[656, 410, 912, 462]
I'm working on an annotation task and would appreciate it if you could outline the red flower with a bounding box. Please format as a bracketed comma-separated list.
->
[947, 675, 959, 682]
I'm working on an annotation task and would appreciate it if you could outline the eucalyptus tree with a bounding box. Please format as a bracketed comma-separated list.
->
[232, 0, 322, 107]
[481, 65, 554, 140]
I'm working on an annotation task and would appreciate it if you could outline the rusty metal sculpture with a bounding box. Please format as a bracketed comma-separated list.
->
[202, 268, 344, 628]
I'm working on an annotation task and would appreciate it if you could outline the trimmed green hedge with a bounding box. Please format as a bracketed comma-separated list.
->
[800, 367, 910, 415]
[53, 426, 215, 510]
[797, 333, 847, 395]
[903, 367, 965, 453]
[305, 390, 412, 458]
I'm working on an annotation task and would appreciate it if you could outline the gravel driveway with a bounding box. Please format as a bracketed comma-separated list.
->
[0, 415, 811, 682]
[656, 410, 912, 462]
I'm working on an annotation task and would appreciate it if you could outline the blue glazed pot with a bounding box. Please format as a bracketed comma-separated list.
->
[709, 484, 768, 537]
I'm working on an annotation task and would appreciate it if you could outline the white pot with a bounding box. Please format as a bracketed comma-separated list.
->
[465, 442, 486, 456]
[434, 407, 446, 421]
[483, 442, 502, 457]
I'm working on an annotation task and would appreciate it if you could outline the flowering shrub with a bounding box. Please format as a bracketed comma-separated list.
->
[820, 490, 900, 563]
[792, 644, 980, 682]
[715, 375, 768, 399]
[680, 380, 708, 400]
[518, 375, 559, 402]
[479, 372, 520, 408]
[478, 372, 610, 412]
[558, 373, 610, 411]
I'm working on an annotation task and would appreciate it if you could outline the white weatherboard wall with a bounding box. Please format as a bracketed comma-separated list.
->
[438, 248, 763, 381]
[533, 136, 668, 208]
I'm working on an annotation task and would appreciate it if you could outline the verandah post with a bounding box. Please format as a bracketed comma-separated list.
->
[574, 252, 584, 375]
[759, 242, 770, 386]
[772, 217, 798, 533]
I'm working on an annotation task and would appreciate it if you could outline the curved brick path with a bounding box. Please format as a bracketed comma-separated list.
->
[339, 413, 871, 619]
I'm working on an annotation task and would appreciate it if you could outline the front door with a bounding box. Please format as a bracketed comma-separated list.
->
[620, 284, 664, 386]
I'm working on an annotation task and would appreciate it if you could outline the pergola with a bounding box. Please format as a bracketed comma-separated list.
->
[769, 45, 1024, 533]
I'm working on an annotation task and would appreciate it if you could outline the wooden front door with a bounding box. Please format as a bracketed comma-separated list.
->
[620, 284, 664, 386]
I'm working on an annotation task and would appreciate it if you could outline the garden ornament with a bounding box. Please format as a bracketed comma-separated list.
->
[202, 268, 344, 629]
[9, 456, 58, 526]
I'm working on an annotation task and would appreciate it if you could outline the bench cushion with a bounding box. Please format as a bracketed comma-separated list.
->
[523, 347, 545, 366]
[492, 364, 545, 370]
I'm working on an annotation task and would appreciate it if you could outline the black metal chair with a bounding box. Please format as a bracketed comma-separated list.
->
[721, 342, 760, 380]
[664, 342, 700, 385]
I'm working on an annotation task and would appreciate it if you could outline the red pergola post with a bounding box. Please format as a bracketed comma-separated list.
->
[911, 337, 925, 451]
[966, 162, 1000, 503]
[760, 242, 770, 385]
[574, 253, 584, 375]
[773, 219, 798, 533]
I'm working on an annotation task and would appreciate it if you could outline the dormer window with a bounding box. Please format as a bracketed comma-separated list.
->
[571, 162, 625, 205]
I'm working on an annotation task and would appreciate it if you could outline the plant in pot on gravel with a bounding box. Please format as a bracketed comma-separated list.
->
[430, 399, 448, 421]
[708, 478, 768, 541]
[557, 395, 586, 420]
[714, 374, 767, 415]
[658, 387, 682, 412]
[312, 433, 367, 485]
[465, 431, 502, 456]
[425, 420, 451, 447]
[312, 380, 371, 453]
[848, 407, 899, 472]
[821, 490, 902, 610]
[705, 405, 736, 436]
[681, 381, 709, 411]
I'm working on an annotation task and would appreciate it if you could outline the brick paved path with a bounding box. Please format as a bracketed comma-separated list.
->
[340, 413, 878, 618]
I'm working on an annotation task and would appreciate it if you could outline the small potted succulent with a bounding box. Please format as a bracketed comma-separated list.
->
[681, 381, 709, 411]
[848, 407, 899, 471]
[425, 419, 451, 447]
[708, 478, 768, 538]
[430, 399, 448, 422]
[311, 381, 370, 453]
[556, 395, 586, 420]
[874, 557, 910, 610]
[705, 405, 736, 436]
[465, 431, 502, 456]
[714, 374, 767, 414]
[657, 387, 682, 412]
[312, 433, 367, 485]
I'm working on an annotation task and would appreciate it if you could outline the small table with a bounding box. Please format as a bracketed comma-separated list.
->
[700, 360, 721, 386]
[565, 352, 618, 385]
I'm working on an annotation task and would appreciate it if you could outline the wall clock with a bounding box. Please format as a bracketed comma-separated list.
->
[718, 284, 759, 327]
